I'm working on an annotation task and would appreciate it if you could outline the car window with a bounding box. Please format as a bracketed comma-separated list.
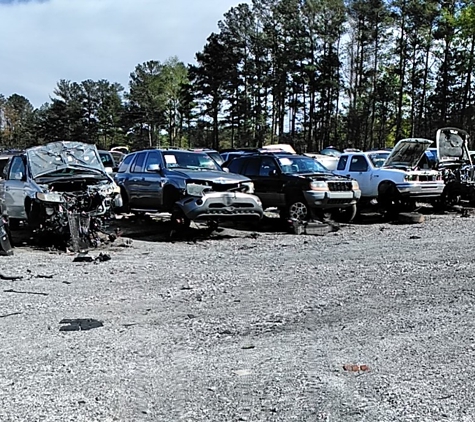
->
[349, 156, 369, 172]
[163, 151, 220, 170]
[259, 157, 278, 176]
[242, 158, 261, 177]
[227, 158, 244, 174]
[278, 156, 327, 174]
[145, 151, 162, 170]
[8, 156, 25, 180]
[0, 158, 10, 177]
[337, 156, 348, 171]
[99, 152, 114, 168]
[117, 154, 134, 173]
[131, 152, 147, 173]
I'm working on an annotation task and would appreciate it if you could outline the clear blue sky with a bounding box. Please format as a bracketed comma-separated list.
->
[0, 0, 247, 108]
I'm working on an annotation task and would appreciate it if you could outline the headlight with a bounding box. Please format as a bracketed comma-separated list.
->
[404, 174, 417, 182]
[310, 181, 329, 191]
[241, 181, 254, 193]
[36, 192, 64, 203]
[351, 180, 359, 190]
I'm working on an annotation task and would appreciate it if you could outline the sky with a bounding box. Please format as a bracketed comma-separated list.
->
[0, 0, 247, 108]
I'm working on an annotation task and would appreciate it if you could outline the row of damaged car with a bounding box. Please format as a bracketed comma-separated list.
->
[0, 127, 473, 251]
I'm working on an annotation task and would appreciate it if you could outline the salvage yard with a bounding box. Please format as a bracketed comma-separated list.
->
[1, 212, 475, 421]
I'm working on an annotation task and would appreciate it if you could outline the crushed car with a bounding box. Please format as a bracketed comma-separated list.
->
[432, 127, 475, 207]
[114, 149, 263, 227]
[0, 141, 123, 247]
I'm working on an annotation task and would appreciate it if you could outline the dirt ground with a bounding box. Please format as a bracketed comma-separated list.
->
[1, 210, 475, 422]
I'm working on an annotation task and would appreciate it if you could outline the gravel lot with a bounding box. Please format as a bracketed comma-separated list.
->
[0, 211, 474, 421]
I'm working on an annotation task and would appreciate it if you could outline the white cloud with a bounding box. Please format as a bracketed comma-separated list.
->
[0, 0, 248, 107]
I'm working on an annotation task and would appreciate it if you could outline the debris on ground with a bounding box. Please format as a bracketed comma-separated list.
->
[73, 252, 112, 263]
[59, 318, 104, 331]
[0, 273, 23, 281]
[288, 219, 339, 235]
[343, 364, 370, 372]
[4, 288, 48, 296]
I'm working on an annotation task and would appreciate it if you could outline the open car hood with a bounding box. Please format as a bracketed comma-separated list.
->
[383, 138, 432, 169]
[436, 127, 470, 163]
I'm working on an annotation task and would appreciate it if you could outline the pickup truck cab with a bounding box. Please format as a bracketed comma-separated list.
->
[333, 138, 444, 214]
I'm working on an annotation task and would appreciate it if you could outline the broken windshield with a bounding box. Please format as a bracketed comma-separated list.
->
[27, 142, 104, 178]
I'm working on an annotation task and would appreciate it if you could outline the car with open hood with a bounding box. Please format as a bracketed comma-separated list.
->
[0, 141, 123, 241]
[431, 127, 475, 207]
[114, 149, 263, 225]
[333, 138, 444, 215]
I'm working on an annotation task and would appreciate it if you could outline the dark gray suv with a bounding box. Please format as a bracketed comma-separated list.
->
[114, 149, 263, 225]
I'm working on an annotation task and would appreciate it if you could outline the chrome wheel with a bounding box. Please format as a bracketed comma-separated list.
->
[288, 201, 308, 220]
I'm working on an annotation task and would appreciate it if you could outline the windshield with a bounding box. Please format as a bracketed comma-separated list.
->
[163, 151, 221, 171]
[278, 156, 329, 174]
[368, 152, 390, 168]
[27, 142, 104, 178]
[99, 152, 114, 168]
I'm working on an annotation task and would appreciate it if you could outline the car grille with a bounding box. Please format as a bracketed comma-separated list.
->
[327, 198, 353, 204]
[418, 175, 436, 182]
[212, 183, 240, 192]
[327, 181, 353, 191]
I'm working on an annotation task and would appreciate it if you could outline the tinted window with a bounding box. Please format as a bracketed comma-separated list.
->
[117, 154, 134, 173]
[242, 158, 261, 177]
[259, 157, 278, 176]
[337, 156, 348, 171]
[227, 158, 245, 174]
[349, 156, 369, 172]
[131, 152, 147, 173]
[145, 151, 162, 170]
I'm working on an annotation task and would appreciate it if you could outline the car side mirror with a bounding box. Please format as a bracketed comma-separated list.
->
[222, 167, 230, 173]
[269, 169, 279, 176]
[104, 167, 113, 174]
[12, 172, 23, 181]
[147, 163, 161, 172]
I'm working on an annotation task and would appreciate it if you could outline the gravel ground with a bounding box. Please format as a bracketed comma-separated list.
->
[1, 212, 475, 421]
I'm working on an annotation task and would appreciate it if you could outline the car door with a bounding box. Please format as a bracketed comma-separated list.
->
[125, 152, 148, 208]
[345, 155, 372, 197]
[2, 156, 27, 219]
[141, 151, 165, 209]
[256, 156, 286, 207]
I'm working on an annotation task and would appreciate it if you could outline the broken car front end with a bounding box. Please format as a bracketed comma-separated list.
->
[176, 179, 263, 222]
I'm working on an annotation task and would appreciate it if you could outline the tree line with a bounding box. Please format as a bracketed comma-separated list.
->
[2, 0, 475, 153]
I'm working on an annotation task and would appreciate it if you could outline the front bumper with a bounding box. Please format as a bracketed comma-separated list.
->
[396, 182, 445, 198]
[303, 189, 361, 209]
[177, 192, 264, 221]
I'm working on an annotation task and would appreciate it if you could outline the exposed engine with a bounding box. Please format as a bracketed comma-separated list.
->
[30, 180, 122, 250]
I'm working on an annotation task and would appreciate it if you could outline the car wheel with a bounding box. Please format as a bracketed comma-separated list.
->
[285, 197, 309, 221]
[116, 188, 130, 214]
[332, 204, 357, 223]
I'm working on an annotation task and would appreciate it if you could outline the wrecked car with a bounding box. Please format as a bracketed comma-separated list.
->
[334, 139, 444, 216]
[0, 141, 123, 245]
[114, 149, 263, 226]
[432, 127, 475, 206]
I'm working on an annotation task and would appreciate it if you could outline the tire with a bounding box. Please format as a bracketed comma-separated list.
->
[378, 182, 401, 220]
[332, 204, 357, 223]
[116, 187, 130, 214]
[284, 196, 309, 221]
[170, 207, 190, 230]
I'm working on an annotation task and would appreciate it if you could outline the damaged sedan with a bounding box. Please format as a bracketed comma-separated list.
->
[0, 141, 123, 246]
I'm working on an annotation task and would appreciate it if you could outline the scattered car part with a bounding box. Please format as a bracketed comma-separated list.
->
[59, 318, 104, 331]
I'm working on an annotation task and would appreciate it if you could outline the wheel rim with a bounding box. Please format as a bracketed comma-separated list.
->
[288, 201, 308, 220]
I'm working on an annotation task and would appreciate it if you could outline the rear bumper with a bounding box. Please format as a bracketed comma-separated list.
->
[396, 182, 445, 198]
[177, 192, 264, 221]
[303, 189, 361, 209]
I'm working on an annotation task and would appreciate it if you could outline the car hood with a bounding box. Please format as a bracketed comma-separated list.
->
[383, 138, 432, 169]
[436, 127, 470, 162]
[166, 168, 251, 184]
[27, 141, 106, 178]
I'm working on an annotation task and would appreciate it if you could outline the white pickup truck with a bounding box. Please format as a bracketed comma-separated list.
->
[333, 138, 444, 214]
